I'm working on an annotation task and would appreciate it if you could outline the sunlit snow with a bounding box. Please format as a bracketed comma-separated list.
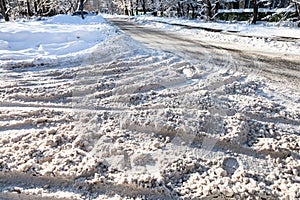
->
[1, 14, 299, 69]
[0, 14, 117, 67]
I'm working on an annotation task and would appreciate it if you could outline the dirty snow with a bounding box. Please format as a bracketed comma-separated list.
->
[0, 14, 300, 200]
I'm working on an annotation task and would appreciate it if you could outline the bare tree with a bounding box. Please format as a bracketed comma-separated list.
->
[251, 0, 267, 24]
[0, 0, 9, 21]
[251, 0, 259, 24]
[294, 0, 300, 27]
[26, 0, 33, 16]
[142, 0, 147, 14]
[293, 0, 300, 19]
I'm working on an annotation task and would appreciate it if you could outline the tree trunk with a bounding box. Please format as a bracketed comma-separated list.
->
[296, 2, 300, 19]
[135, 0, 139, 15]
[0, 0, 9, 21]
[187, 4, 190, 18]
[296, 2, 300, 27]
[34, 0, 38, 14]
[177, 2, 182, 17]
[123, 0, 129, 16]
[142, 0, 146, 15]
[130, 0, 134, 16]
[214, 0, 220, 15]
[78, 0, 84, 10]
[26, 0, 32, 16]
[191, 4, 195, 19]
[251, 0, 258, 24]
[206, 0, 212, 21]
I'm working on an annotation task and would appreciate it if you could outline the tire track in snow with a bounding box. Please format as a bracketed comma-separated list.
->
[1, 25, 300, 199]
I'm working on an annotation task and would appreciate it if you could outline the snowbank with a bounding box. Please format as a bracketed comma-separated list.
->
[130, 15, 300, 38]
[0, 15, 118, 67]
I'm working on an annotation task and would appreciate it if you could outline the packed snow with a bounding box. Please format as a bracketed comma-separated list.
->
[126, 15, 300, 56]
[0, 14, 300, 200]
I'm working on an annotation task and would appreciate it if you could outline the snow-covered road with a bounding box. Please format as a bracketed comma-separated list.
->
[109, 18, 300, 86]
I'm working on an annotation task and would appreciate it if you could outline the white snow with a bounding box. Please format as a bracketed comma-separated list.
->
[1, 14, 299, 68]
[218, 8, 296, 13]
[129, 15, 300, 37]
[0, 14, 117, 67]
[0, 14, 300, 200]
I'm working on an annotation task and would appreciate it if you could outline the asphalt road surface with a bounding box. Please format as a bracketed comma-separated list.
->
[107, 18, 300, 90]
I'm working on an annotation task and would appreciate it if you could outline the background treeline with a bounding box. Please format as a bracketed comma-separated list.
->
[105, 0, 299, 23]
[1, 0, 299, 24]
[0, 0, 80, 20]
[106, 0, 221, 20]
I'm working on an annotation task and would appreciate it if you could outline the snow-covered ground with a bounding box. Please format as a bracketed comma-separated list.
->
[0, 15, 117, 67]
[0, 14, 300, 199]
[130, 15, 300, 38]
[1, 14, 299, 68]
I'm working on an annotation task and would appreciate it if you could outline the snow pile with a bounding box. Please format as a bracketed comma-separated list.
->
[0, 15, 118, 67]
[131, 15, 300, 37]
